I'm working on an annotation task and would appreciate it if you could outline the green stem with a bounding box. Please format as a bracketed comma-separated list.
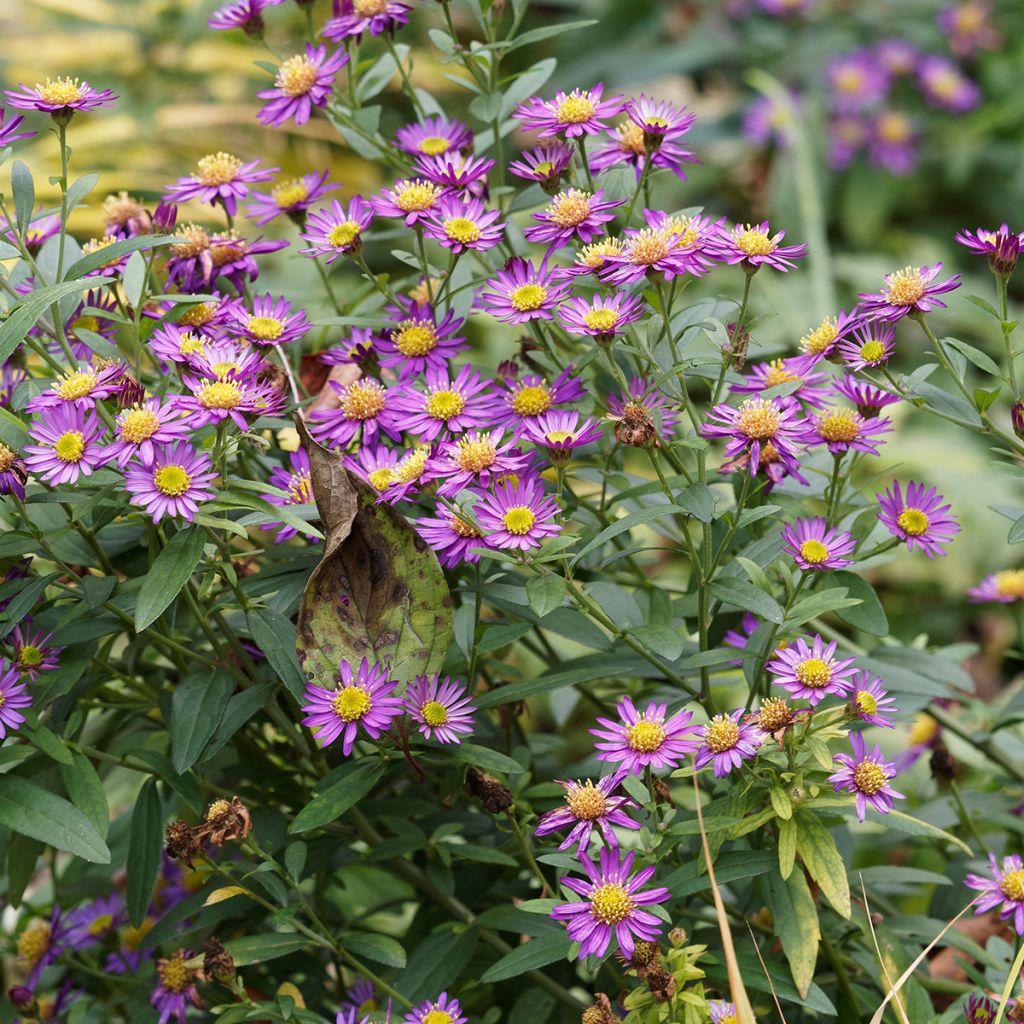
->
[997, 271, 1018, 398]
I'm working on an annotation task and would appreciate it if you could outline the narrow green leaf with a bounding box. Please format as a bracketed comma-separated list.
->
[11, 161, 34, 233]
[709, 577, 784, 624]
[60, 752, 109, 838]
[678, 482, 716, 523]
[832, 570, 888, 636]
[778, 817, 796, 880]
[289, 759, 386, 833]
[222, 933, 310, 966]
[397, 929, 479, 1003]
[794, 811, 851, 919]
[526, 573, 566, 617]
[170, 669, 234, 774]
[64, 233, 181, 281]
[570, 504, 688, 567]
[126, 778, 163, 926]
[135, 527, 206, 631]
[344, 933, 406, 968]
[479, 932, 571, 982]
[766, 869, 820, 999]
[0, 281, 93, 364]
[627, 623, 684, 660]
[247, 607, 306, 700]
[454, 743, 524, 775]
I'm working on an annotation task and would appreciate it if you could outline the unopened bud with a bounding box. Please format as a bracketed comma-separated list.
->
[929, 744, 959, 784]
[9, 986, 35, 1012]
[1013, 401, 1024, 440]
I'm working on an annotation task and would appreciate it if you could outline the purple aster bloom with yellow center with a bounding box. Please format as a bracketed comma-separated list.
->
[557, 237, 625, 279]
[176, 372, 284, 431]
[164, 152, 276, 217]
[828, 732, 904, 822]
[782, 516, 856, 571]
[523, 410, 603, 459]
[591, 98, 697, 181]
[476, 477, 561, 551]
[227, 293, 309, 347]
[412, 151, 495, 194]
[341, 978, 378, 1017]
[558, 291, 644, 340]
[730, 354, 831, 409]
[416, 506, 485, 567]
[496, 366, 584, 430]
[694, 710, 761, 777]
[301, 657, 404, 754]
[376, 302, 467, 378]
[515, 85, 626, 139]
[607, 377, 681, 438]
[798, 308, 861, 360]
[309, 378, 403, 450]
[717, 221, 808, 272]
[27, 360, 125, 412]
[151, 949, 199, 1024]
[956, 224, 1022, 276]
[11, 622, 64, 681]
[321, 327, 377, 366]
[24, 406, 110, 485]
[257, 45, 349, 127]
[6, 77, 116, 118]
[877, 480, 959, 558]
[807, 403, 892, 456]
[81, 233, 132, 278]
[246, 169, 336, 225]
[0, 440, 26, 500]
[392, 364, 494, 441]
[524, 188, 625, 249]
[124, 442, 217, 523]
[396, 116, 472, 157]
[423, 194, 505, 254]
[551, 846, 669, 959]
[404, 674, 475, 744]
[0, 105, 35, 145]
[508, 141, 574, 189]
[626, 94, 695, 140]
[323, 0, 413, 41]
[826, 51, 889, 112]
[402, 992, 466, 1024]
[105, 916, 156, 975]
[165, 223, 287, 291]
[827, 113, 869, 170]
[478, 256, 570, 325]
[837, 320, 896, 371]
[65, 894, 124, 951]
[16, 906, 67, 988]
[300, 197, 374, 262]
[184, 338, 269, 382]
[0, 658, 32, 739]
[965, 994, 998, 1024]
[970, 570, 1024, 604]
[874, 38, 919, 76]
[345, 442, 401, 496]
[601, 211, 722, 284]
[162, 290, 242, 338]
[592, 696, 700, 775]
[209, 0, 286, 35]
[833, 376, 901, 417]
[425, 429, 528, 497]
[261, 447, 314, 544]
[709, 1000, 738, 1023]
[2, 362, 27, 402]
[701, 395, 809, 474]
[767, 634, 857, 704]
[743, 94, 799, 150]
[848, 672, 898, 728]
[968, 855, 1024, 936]
[918, 55, 980, 112]
[867, 110, 919, 175]
[372, 178, 444, 226]
[536, 775, 640, 854]
[939, 0, 999, 58]
[2, 208, 61, 255]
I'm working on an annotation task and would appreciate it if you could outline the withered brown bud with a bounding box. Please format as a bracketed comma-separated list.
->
[1008, 1001, 1024, 1023]
[203, 937, 235, 980]
[646, 964, 677, 1003]
[725, 321, 751, 370]
[202, 796, 253, 847]
[667, 927, 688, 947]
[164, 820, 203, 865]
[495, 359, 519, 380]
[581, 993, 620, 1024]
[9, 986, 35, 1012]
[929, 745, 959, 784]
[466, 767, 513, 813]
[612, 401, 658, 448]
[652, 779, 675, 808]
[117, 372, 146, 409]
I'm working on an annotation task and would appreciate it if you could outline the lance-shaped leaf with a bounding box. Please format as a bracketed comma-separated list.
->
[295, 420, 452, 687]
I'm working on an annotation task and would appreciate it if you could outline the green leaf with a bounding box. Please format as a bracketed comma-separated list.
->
[0, 775, 110, 863]
[201, 682, 274, 763]
[1009, 514, 1024, 545]
[223, 933, 310, 966]
[832, 571, 888, 636]
[60, 752, 108, 838]
[709, 577, 784, 624]
[794, 811, 850, 919]
[778, 817, 796, 880]
[500, 19, 597, 51]
[783, 588, 858, 631]
[397, 929, 479, 1003]
[660, 849, 776, 896]
[23, 717, 73, 765]
[135, 527, 206, 631]
[289, 758, 386, 833]
[770, 785, 793, 821]
[11, 161, 35, 233]
[946, 336, 1002, 377]
[247, 607, 306, 700]
[295, 423, 451, 688]
[975, 386, 1001, 413]
[570, 504, 688, 567]
[64, 233, 181, 281]
[841, 806, 972, 856]
[454, 743, 524, 775]
[170, 669, 234, 774]
[0, 280, 92, 364]
[677, 482, 716, 523]
[344, 933, 406, 968]
[526, 574, 566, 617]
[123, 251, 147, 308]
[126, 778, 163, 927]
[627, 623, 684, 660]
[479, 931, 571, 982]
[766, 869, 820, 999]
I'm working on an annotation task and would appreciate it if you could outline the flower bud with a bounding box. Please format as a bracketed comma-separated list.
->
[929, 744, 959, 783]
[466, 767, 513, 813]
[9, 986, 35, 1012]
[203, 937, 235, 980]
[1013, 400, 1024, 440]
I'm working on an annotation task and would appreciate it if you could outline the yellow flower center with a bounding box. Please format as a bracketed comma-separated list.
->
[393, 180, 442, 212]
[443, 216, 481, 244]
[154, 465, 191, 496]
[853, 759, 887, 795]
[509, 283, 547, 312]
[17, 920, 52, 965]
[590, 882, 634, 924]
[736, 399, 780, 440]
[54, 431, 86, 463]
[288, 473, 313, 503]
[720, 1016, 739, 1024]
[179, 303, 215, 327]
[119, 407, 160, 443]
[157, 954, 192, 995]
[583, 307, 619, 332]
[511, 383, 552, 416]
[795, 657, 832, 688]
[502, 506, 536, 535]
[17, 645, 42, 668]
[354, 0, 388, 13]
[555, 90, 596, 124]
[206, 798, 232, 821]
[817, 411, 861, 443]
[102, 190, 146, 226]
[576, 238, 623, 268]
[1002, 870, 1024, 902]
[547, 189, 592, 228]
[209, 358, 244, 377]
[617, 121, 645, 155]
[799, 316, 839, 356]
[327, 221, 362, 248]
[418, 135, 452, 155]
[532, 160, 557, 177]
[834, 68, 864, 93]
[396, 447, 429, 483]
[0, 443, 14, 472]
[171, 224, 211, 258]
[908, 713, 939, 746]
[421, 700, 449, 727]
[885, 266, 925, 306]
[567, 780, 608, 820]
[625, 228, 672, 266]
[627, 719, 666, 753]
[341, 381, 386, 420]
[451, 514, 481, 538]
[35, 77, 84, 105]
[425, 389, 466, 421]
[368, 467, 398, 491]
[88, 913, 114, 936]
[545, 430, 573, 444]
[859, 340, 886, 363]
[660, 215, 699, 249]
[763, 360, 797, 387]
[734, 226, 777, 256]
[897, 507, 930, 536]
[56, 370, 98, 400]
[757, 697, 792, 733]
[704, 715, 741, 753]
[455, 436, 496, 472]
[332, 685, 372, 722]
[177, 332, 205, 357]
[196, 152, 243, 186]
[277, 55, 318, 97]
[199, 380, 243, 409]
[799, 539, 830, 565]
[123, 918, 155, 951]
[247, 315, 285, 341]
[421, 1011, 454, 1024]
[273, 179, 310, 208]
[394, 321, 437, 358]
[995, 569, 1024, 599]
[71, 315, 100, 337]
[877, 111, 911, 143]
[855, 690, 878, 716]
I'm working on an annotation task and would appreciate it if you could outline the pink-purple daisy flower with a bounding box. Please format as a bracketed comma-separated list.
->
[832, 377, 901, 417]
[956, 224, 1022, 275]
[401, 993, 466, 1024]
[208, 0, 286, 35]
[918, 55, 980, 112]
[600, 211, 722, 285]
[371, 178, 444, 226]
[877, 480, 960, 558]
[966, 854, 1024, 936]
[523, 410, 604, 458]
[404, 675, 475, 744]
[729, 355, 831, 408]
[323, 0, 412, 41]
[591, 696, 700, 776]
[10, 622, 64, 681]
[124, 442, 217, 523]
[24, 406, 110, 486]
[395, 116, 472, 157]
[376, 302, 467, 378]
[416, 507, 485, 568]
[767, 634, 858, 705]
[412, 151, 494, 193]
[5, 77, 117, 118]
[391, 365, 494, 441]
[535, 775, 639, 854]
[150, 950, 200, 1024]
[694, 710, 761, 777]
[807, 404, 892, 456]
[849, 672, 899, 728]
[176, 373, 284, 431]
[425, 429, 529, 497]
[423, 194, 505, 254]
[782, 516, 857, 571]
[300, 197, 374, 263]
[309, 378, 403, 450]
[558, 292, 645, 340]
[524, 188, 624, 249]
[508, 142, 574, 188]
[27, 361, 125, 412]
[828, 732, 904, 822]
[0, 105, 35, 145]
[716, 221, 808, 272]
[257, 45, 349, 127]
[475, 477, 561, 551]
[836, 320, 897, 371]
[858, 262, 961, 321]
[227, 294, 310, 347]
[701, 395, 809, 475]
[496, 366, 584, 429]
[969, 570, 1024, 604]
[515, 85, 626, 139]
[164, 153, 276, 217]
[478, 257, 570, 325]
[0, 659, 32, 739]
[261, 448, 314, 544]
[246, 169, 336, 225]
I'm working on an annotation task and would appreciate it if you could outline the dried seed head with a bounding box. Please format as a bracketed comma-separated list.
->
[466, 767, 513, 813]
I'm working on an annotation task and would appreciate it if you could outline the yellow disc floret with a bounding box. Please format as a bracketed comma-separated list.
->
[199, 380, 243, 409]
[392, 180, 442, 213]
[502, 506, 535, 535]
[816, 411, 861, 444]
[272, 179, 310, 208]
[247, 316, 285, 342]
[555, 90, 596, 125]
[547, 189, 592, 228]
[341, 381, 386, 420]
[1001, 870, 1024, 902]
[332, 686, 372, 722]
[277, 54, 318, 97]
[17, 919, 52, 966]
[510, 383, 552, 416]
[795, 657, 832, 689]
[627, 719, 666, 753]
[589, 882, 634, 924]
[328, 221, 362, 248]
[799, 539, 830, 565]
[509, 283, 548, 312]
[995, 569, 1024, 599]
[733, 225, 777, 256]
[455, 436, 496, 472]
[885, 266, 926, 307]
[421, 700, 449, 727]
[583, 307, 619, 332]
[853, 759, 887, 795]
[56, 370, 98, 400]
[737, 398, 780, 440]
[704, 715, 740, 752]
[196, 152, 243, 186]
[157, 952, 193, 994]
[154, 465, 191, 496]
[425, 389, 466, 421]
[35, 77, 84, 105]
[54, 431, 86, 463]
[897, 507, 930, 536]
[859, 340, 887, 363]
[567, 780, 608, 820]
[799, 316, 839, 357]
[443, 216, 482, 245]
[119, 407, 160, 443]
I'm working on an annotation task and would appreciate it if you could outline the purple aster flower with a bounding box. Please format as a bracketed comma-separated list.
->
[524, 188, 624, 249]
[939, 0, 999, 58]
[2, 208, 60, 255]
[756, 0, 815, 12]
[412, 151, 494, 194]
[798, 308, 861, 360]
[730, 355, 831, 408]
[372, 178, 444, 226]
[105, 918, 156, 975]
[401, 993, 466, 1024]
[956, 224, 1023, 276]
[807, 404, 892, 456]
[969, 570, 1024, 604]
[425, 429, 528, 497]
[0, 441, 26, 500]
[701, 395, 809, 475]
[309, 378, 403, 450]
[709, 1000, 737, 1023]
[246, 169, 336, 225]
[321, 327, 377, 367]
[11, 623, 64, 681]
[557, 237, 625, 279]
[0, 105, 35, 145]
[151, 949, 199, 1024]
[300, 196, 374, 262]
[782, 516, 857, 571]
[478, 257, 570, 325]
[396, 116, 472, 157]
[877, 480, 959, 558]
[508, 141, 574, 189]
[404, 675, 475, 744]
[590, 120, 698, 180]
[323, 0, 413, 41]
[496, 366, 584, 429]
[874, 39, 919, 76]
[344, 438, 425, 504]
[164, 153, 276, 217]
[391, 364, 494, 441]
[558, 292, 644, 340]
[767, 634, 858, 704]
[257, 45, 349, 127]
[184, 338, 269, 382]
[301, 657, 404, 754]
[716, 221, 808, 272]
[743, 94, 799, 150]
[0, 659, 32, 739]
[165, 224, 288, 292]
[836, 320, 896, 371]
[867, 111, 919, 175]
[423, 194, 505, 254]
[607, 377, 681, 438]
[65, 894, 124, 951]
[261, 448, 315, 544]
[523, 410, 603, 458]
[591, 696, 700, 776]
[828, 732, 904, 822]
[5, 77, 116, 119]
[124, 442, 217, 523]
[16, 906, 66, 988]
[209, 0, 286, 35]
[475, 477, 561, 550]
[694, 710, 761, 777]
[341, 978, 378, 1016]
[833, 376, 901, 417]
[1, 361, 26, 405]
[27, 360, 125, 412]
[626, 94, 695, 140]
[827, 113, 869, 170]
[535, 775, 639, 854]
[551, 846, 669, 959]
[81, 234, 133, 277]
[918, 56, 980, 112]
[62, 289, 121, 361]
[848, 672, 898, 728]
[601, 211, 722, 285]
[416, 506, 485, 567]
[826, 51, 889, 112]
[227, 294, 309, 347]
[24, 406, 110, 485]
[894, 709, 945, 771]
[723, 612, 760, 665]
[160, 290, 241, 338]
[515, 85, 626, 139]
[176, 373, 284, 431]
[376, 302, 467, 378]
[965, 993, 998, 1024]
